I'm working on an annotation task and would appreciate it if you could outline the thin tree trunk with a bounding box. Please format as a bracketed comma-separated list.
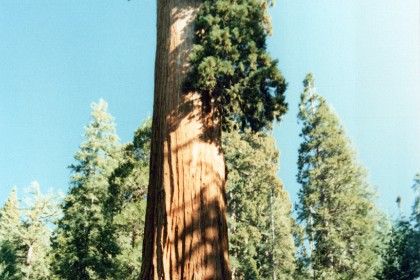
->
[309, 214, 316, 280]
[308, 86, 317, 279]
[270, 189, 276, 280]
[140, 1, 231, 279]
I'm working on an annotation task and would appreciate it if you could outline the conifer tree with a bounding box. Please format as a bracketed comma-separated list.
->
[52, 99, 121, 279]
[379, 217, 418, 280]
[293, 224, 312, 280]
[20, 182, 60, 280]
[0, 188, 22, 280]
[1, 184, 60, 280]
[296, 73, 381, 279]
[104, 119, 151, 279]
[223, 130, 295, 279]
[379, 175, 420, 279]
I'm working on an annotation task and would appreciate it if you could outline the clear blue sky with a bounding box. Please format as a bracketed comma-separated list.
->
[1, 0, 419, 216]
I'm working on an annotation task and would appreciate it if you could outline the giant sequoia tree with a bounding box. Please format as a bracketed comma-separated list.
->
[296, 74, 382, 279]
[140, 0, 287, 279]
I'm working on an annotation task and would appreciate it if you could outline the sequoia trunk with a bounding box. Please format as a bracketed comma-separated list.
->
[140, 0, 231, 279]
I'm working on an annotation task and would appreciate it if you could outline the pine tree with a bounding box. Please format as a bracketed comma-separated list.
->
[19, 182, 60, 280]
[140, 0, 287, 278]
[379, 217, 418, 280]
[0, 184, 60, 280]
[104, 119, 151, 279]
[0, 188, 22, 280]
[293, 224, 312, 280]
[379, 175, 420, 279]
[296, 73, 381, 279]
[52, 99, 121, 279]
[223, 130, 295, 279]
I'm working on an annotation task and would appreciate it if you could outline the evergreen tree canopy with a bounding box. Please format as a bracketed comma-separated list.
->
[20, 182, 60, 280]
[223, 129, 295, 279]
[104, 119, 151, 279]
[0, 188, 22, 280]
[186, 0, 287, 132]
[379, 216, 419, 280]
[52, 99, 122, 279]
[296, 73, 382, 279]
[0, 183, 60, 280]
[0, 188, 21, 243]
[378, 176, 420, 280]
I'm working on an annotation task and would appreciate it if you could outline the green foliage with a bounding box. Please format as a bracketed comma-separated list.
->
[293, 224, 312, 280]
[378, 175, 420, 279]
[51, 99, 122, 279]
[223, 129, 295, 279]
[186, 0, 287, 132]
[296, 73, 382, 279]
[0, 184, 60, 280]
[378, 217, 420, 280]
[0, 188, 22, 280]
[48, 104, 150, 279]
[105, 119, 151, 279]
[0, 241, 20, 280]
[20, 182, 60, 280]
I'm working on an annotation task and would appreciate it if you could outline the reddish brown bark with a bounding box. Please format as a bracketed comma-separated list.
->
[140, 0, 231, 279]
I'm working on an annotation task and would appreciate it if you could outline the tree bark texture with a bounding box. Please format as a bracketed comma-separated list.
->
[140, 1, 231, 279]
